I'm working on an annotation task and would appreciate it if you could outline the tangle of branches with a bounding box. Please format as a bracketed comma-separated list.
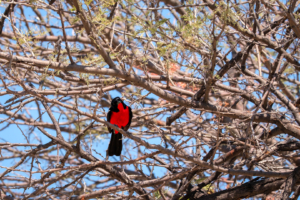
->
[1, 0, 300, 199]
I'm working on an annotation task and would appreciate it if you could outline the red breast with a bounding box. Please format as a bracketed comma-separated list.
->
[110, 103, 130, 134]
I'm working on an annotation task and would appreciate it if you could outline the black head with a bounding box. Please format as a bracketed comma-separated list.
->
[110, 97, 126, 111]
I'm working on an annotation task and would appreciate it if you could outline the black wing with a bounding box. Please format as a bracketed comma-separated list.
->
[123, 106, 132, 131]
[107, 110, 113, 133]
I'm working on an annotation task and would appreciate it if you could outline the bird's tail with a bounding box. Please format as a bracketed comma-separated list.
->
[108, 131, 122, 156]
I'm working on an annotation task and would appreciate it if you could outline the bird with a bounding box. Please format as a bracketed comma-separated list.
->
[107, 97, 132, 156]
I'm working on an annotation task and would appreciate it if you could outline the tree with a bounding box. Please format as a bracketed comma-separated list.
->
[0, 0, 300, 199]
